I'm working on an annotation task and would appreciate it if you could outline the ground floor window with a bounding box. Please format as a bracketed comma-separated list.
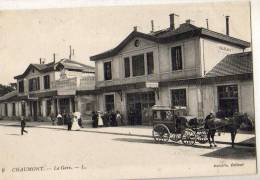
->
[217, 85, 238, 117]
[171, 89, 187, 107]
[105, 94, 114, 112]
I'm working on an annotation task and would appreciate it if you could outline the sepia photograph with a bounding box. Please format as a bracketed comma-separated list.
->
[0, 0, 258, 179]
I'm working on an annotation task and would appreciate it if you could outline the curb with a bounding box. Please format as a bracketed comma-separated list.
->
[0, 123, 255, 147]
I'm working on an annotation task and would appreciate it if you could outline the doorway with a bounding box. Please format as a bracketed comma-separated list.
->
[32, 101, 38, 121]
[126, 91, 155, 125]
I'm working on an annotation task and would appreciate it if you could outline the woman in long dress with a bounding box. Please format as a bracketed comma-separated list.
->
[71, 112, 81, 131]
[97, 111, 104, 127]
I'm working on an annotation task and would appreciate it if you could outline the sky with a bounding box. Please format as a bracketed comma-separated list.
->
[0, 0, 251, 85]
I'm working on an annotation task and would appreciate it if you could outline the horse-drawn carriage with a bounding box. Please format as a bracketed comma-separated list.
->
[152, 105, 208, 146]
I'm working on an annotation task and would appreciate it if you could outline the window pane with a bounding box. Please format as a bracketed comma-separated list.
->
[132, 54, 145, 76]
[124, 57, 130, 77]
[217, 85, 238, 117]
[171, 46, 182, 71]
[44, 75, 50, 89]
[104, 62, 112, 80]
[147, 52, 154, 74]
[19, 80, 24, 93]
[171, 89, 186, 107]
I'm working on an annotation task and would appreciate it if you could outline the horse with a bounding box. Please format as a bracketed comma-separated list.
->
[205, 113, 253, 148]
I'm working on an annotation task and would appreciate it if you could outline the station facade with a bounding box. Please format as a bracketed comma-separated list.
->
[90, 17, 254, 125]
[0, 58, 96, 121]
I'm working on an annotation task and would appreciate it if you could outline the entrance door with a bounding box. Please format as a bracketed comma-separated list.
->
[127, 92, 155, 125]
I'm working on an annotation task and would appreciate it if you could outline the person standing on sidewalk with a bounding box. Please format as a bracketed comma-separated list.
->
[21, 116, 28, 135]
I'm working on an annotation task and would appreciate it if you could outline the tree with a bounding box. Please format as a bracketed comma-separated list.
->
[0, 84, 15, 97]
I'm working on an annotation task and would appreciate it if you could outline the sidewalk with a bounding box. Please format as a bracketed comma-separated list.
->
[0, 120, 255, 147]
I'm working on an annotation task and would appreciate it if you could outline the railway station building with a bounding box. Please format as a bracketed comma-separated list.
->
[90, 15, 254, 125]
[0, 58, 96, 121]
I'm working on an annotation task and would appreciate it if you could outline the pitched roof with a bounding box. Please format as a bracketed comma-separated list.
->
[90, 23, 250, 61]
[56, 59, 95, 73]
[0, 90, 17, 102]
[205, 51, 252, 77]
[14, 59, 95, 79]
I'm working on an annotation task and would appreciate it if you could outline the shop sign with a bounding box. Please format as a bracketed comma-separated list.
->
[146, 82, 159, 88]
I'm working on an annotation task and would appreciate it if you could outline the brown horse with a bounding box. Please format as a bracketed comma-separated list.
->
[205, 113, 253, 148]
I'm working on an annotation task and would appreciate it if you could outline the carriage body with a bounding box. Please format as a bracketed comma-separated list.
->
[151, 105, 208, 145]
[152, 105, 187, 134]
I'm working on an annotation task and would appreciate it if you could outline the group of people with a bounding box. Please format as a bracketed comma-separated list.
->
[20, 110, 123, 135]
[56, 111, 83, 131]
[92, 111, 122, 128]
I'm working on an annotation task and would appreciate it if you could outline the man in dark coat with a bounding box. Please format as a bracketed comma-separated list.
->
[66, 112, 72, 131]
[92, 111, 98, 128]
[21, 116, 28, 135]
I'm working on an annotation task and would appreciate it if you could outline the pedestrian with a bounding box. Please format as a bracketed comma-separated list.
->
[110, 111, 117, 126]
[78, 115, 83, 128]
[102, 112, 109, 127]
[116, 111, 123, 126]
[50, 113, 55, 125]
[66, 112, 72, 131]
[92, 111, 98, 128]
[21, 116, 28, 135]
[57, 113, 62, 125]
[97, 111, 104, 127]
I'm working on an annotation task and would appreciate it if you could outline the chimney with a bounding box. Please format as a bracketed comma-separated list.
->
[133, 26, 137, 31]
[169, 13, 179, 30]
[206, 19, 209, 29]
[186, 19, 191, 24]
[39, 58, 42, 64]
[53, 53, 56, 63]
[150, 20, 154, 32]
[225, 16, 229, 36]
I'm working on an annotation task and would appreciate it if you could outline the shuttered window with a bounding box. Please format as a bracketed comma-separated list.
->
[147, 52, 154, 74]
[44, 75, 50, 89]
[104, 61, 112, 80]
[132, 54, 145, 76]
[29, 77, 40, 91]
[124, 57, 130, 78]
[171, 46, 183, 71]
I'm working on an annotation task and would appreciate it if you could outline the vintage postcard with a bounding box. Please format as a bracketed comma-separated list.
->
[0, 0, 258, 179]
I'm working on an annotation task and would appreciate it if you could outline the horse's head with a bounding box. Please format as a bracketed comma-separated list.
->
[233, 113, 254, 130]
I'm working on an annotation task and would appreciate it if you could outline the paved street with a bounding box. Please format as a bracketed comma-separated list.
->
[0, 121, 257, 180]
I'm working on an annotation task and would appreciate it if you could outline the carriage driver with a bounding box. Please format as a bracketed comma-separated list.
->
[204, 111, 215, 129]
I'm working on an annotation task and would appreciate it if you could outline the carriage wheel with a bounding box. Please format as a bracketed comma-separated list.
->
[181, 129, 196, 146]
[152, 124, 170, 143]
[196, 129, 208, 144]
[170, 133, 182, 142]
